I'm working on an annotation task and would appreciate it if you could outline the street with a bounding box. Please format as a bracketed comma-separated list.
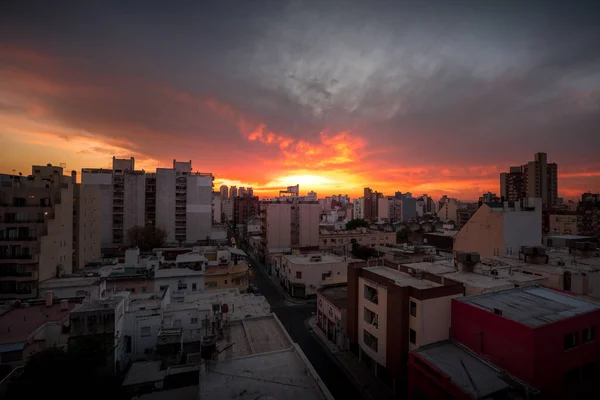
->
[246, 254, 364, 400]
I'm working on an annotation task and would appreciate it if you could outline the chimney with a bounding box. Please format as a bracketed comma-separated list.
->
[44, 290, 53, 307]
[60, 299, 69, 311]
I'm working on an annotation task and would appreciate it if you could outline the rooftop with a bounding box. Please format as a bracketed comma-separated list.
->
[547, 234, 596, 240]
[442, 272, 515, 290]
[284, 253, 346, 264]
[459, 286, 600, 327]
[172, 290, 271, 320]
[364, 266, 441, 289]
[155, 268, 204, 278]
[39, 276, 102, 289]
[123, 361, 165, 387]
[425, 230, 459, 238]
[0, 301, 76, 345]
[71, 297, 124, 313]
[200, 346, 333, 400]
[401, 260, 457, 275]
[414, 341, 515, 398]
[318, 284, 348, 309]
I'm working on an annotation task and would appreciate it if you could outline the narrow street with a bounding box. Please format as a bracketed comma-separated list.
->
[246, 253, 364, 400]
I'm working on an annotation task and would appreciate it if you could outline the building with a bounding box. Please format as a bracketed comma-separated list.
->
[316, 283, 348, 349]
[408, 340, 537, 400]
[437, 197, 459, 222]
[451, 286, 600, 398]
[260, 199, 320, 254]
[423, 230, 458, 252]
[501, 153, 558, 206]
[319, 228, 395, 254]
[219, 184, 228, 200]
[233, 195, 259, 226]
[69, 296, 127, 372]
[229, 186, 237, 198]
[0, 295, 76, 365]
[353, 198, 365, 220]
[221, 199, 233, 223]
[453, 198, 542, 258]
[211, 192, 221, 224]
[346, 262, 463, 391]
[83, 157, 214, 247]
[72, 177, 101, 272]
[548, 213, 578, 235]
[154, 267, 205, 295]
[39, 273, 106, 300]
[0, 165, 74, 300]
[280, 254, 348, 298]
[500, 166, 526, 202]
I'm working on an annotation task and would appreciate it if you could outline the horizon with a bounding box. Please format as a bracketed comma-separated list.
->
[1, 1, 599, 200]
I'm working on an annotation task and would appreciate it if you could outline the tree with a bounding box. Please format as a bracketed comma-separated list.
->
[127, 225, 166, 251]
[346, 219, 369, 230]
[396, 227, 412, 244]
[352, 245, 378, 260]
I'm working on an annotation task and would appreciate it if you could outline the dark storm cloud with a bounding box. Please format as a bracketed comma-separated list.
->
[1, 0, 600, 194]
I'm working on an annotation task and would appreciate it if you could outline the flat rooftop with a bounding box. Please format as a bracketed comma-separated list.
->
[318, 284, 347, 309]
[39, 276, 102, 288]
[414, 341, 513, 398]
[459, 286, 600, 327]
[425, 230, 459, 238]
[284, 253, 345, 264]
[401, 260, 456, 275]
[0, 302, 76, 345]
[364, 266, 441, 289]
[123, 361, 164, 387]
[174, 291, 271, 320]
[200, 346, 332, 400]
[71, 297, 123, 313]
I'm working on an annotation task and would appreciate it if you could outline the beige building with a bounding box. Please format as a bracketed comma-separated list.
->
[319, 228, 395, 253]
[205, 263, 249, 292]
[437, 198, 459, 222]
[0, 165, 73, 300]
[548, 214, 578, 235]
[453, 198, 542, 258]
[260, 199, 320, 254]
[281, 253, 348, 298]
[73, 180, 101, 271]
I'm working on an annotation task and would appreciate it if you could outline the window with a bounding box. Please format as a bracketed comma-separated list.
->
[582, 326, 595, 343]
[296, 271, 302, 279]
[322, 272, 332, 280]
[364, 285, 378, 304]
[141, 327, 151, 337]
[363, 330, 378, 352]
[177, 283, 187, 290]
[564, 332, 578, 350]
[224, 280, 227, 284]
[409, 329, 417, 345]
[159, 285, 169, 292]
[191, 317, 198, 324]
[192, 283, 197, 291]
[410, 301, 417, 317]
[364, 307, 378, 328]
[125, 336, 132, 353]
[207, 281, 217, 288]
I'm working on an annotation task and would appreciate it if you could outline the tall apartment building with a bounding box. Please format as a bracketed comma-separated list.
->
[0, 165, 73, 299]
[353, 198, 364, 220]
[72, 172, 101, 271]
[260, 198, 320, 254]
[219, 185, 228, 200]
[229, 186, 237, 199]
[363, 188, 383, 222]
[500, 152, 558, 206]
[247, 187, 254, 196]
[83, 157, 213, 247]
[233, 196, 259, 226]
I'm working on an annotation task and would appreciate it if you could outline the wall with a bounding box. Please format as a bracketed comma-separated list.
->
[154, 272, 205, 294]
[502, 202, 542, 256]
[266, 203, 291, 251]
[408, 294, 462, 352]
[123, 174, 145, 235]
[156, 169, 176, 242]
[548, 214, 578, 235]
[298, 203, 320, 248]
[450, 299, 536, 385]
[453, 205, 504, 258]
[358, 277, 388, 367]
[74, 184, 101, 271]
[283, 257, 347, 297]
[186, 174, 213, 242]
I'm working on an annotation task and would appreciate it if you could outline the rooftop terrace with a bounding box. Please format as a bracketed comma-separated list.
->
[365, 266, 441, 289]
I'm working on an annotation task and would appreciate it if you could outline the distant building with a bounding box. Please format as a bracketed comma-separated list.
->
[548, 213, 578, 235]
[219, 184, 228, 200]
[500, 152, 558, 206]
[453, 198, 542, 258]
[233, 196, 259, 226]
[260, 199, 320, 254]
[0, 165, 74, 300]
[72, 175, 101, 272]
[221, 199, 233, 222]
[212, 192, 221, 224]
[437, 197, 459, 222]
[353, 197, 364, 220]
[229, 186, 237, 198]
[281, 254, 348, 298]
[319, 228, 395, 254]
[500, 166, 527, 202]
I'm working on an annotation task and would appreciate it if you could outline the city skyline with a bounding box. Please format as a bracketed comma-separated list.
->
[1, 1, 600, 199]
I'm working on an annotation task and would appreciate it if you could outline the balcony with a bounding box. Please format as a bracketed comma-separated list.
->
[0, 254, 35, 261]
[0, 237, 37, 242]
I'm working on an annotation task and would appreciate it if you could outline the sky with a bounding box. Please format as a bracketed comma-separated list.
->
[1, 0, 599, 200]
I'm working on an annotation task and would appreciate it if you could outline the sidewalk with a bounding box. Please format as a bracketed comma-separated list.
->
[307, 316, 396, 400]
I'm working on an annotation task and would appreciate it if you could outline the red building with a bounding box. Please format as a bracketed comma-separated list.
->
[449, 286, 600, 399]
[233, 196, 259, 226]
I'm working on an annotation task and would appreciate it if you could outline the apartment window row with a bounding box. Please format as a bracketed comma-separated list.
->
[363, 330, 378, 352]
[364, 284, 378, 304]
[564, 326, 595, 350]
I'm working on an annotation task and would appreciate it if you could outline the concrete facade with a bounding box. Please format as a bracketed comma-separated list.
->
[548, 214, 578, 235]
[0, 166, 73, 300]
[281, 254, 348, 298]
[73, 183, 101, 271]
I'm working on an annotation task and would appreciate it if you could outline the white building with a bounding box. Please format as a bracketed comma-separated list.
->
[453, 198, 543, 258]
[281, 254, 348, 298]
[437, 197, 459, 222]
[221, 199, 233, 222]
[353, 198, 365, 220]
[154, 267, 205, 295]
[39, 275, 106, 300]
[212, 192, 222, 224]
